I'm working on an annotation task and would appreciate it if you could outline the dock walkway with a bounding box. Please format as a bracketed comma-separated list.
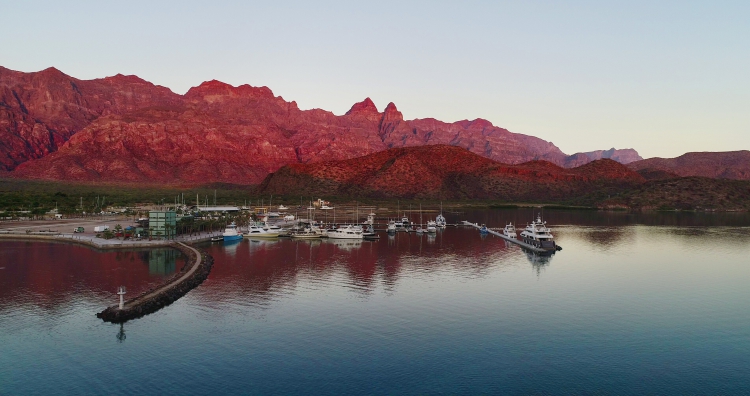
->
[461, 221, 552, 253]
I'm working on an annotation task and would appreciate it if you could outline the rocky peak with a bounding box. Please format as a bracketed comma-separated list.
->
[345, 97, 379, 116]
[381, 102, 403, 123]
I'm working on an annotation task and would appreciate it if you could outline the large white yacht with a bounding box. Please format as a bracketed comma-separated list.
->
[326, 224, 363, 239]
[519, 216, 557, 251]
[245, 224, 279, 238]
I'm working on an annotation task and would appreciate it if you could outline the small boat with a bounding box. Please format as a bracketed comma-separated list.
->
[365, 212, 376, 225]
[278, 205, 289, 210]
[387, 220, 397, 233]
[479, 224, 489, 234]
[210, 236, 223, 242]
[415, 226, 424, 234]
[503, 223, 517, 239]
[436, 214, 447, 228]
[327, 224, 364, 240]
[320, 205, 333, 210]
[222, 222, 243, 242]
[519, 215, 559, 251]
[426, 220, 437, 233]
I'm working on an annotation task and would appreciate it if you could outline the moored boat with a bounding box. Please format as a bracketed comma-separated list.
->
[222, 222, 243, 242]
[519, 215, 558, 251]
[503, 223, 517, 239]
[245, 224, 279, 238]
[327, 224, 364, 239]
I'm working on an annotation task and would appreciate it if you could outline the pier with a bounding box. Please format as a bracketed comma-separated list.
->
[461, 221, 558, 254]
[96, 242, 214, 323]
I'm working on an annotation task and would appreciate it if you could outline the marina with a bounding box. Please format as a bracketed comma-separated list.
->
[3, 209, 750, 394]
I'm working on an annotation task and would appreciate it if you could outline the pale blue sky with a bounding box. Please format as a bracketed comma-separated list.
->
[1, 1, 748, 158]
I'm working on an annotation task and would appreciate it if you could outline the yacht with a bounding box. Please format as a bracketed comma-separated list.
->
[245, 225, 279, 238]
[387, 220, 397, 233]
[435, 214, 447, 228]
[519, 215, 557, 251]
[290, 227, 321, 239]
[363, 224, 379, 239]
[365, 212, 376, 225]
[426, 220, 437, 233]
[278, 205, 289, 210]
[327, 224, 364, 239]
[263, 224, 284, 235]
[503, 223, 517, 239]
[222, 222, 243, 242]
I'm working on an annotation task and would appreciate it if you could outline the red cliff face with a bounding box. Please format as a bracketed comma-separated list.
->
[0, 66, 181, 170]
[628, 151, 750, 180]
[3, 66, 644, 184]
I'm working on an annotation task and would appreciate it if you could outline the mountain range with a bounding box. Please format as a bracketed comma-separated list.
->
[1, 66, 749, 191]
[3, 66, 642, 184]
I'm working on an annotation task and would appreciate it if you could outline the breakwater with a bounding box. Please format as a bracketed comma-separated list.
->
[96, 242, 214, 323]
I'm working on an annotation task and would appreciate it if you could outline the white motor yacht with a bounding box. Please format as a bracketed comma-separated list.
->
[327, 224, 364, 239]
[435, 214, 447, 228]
[519, 215, 557, 251]
[387, 220, 397, 233]
[503, 223, 517, 239]
[245, 225, 279, 238]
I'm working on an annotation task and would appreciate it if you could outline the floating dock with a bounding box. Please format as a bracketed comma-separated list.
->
[461, 221, 557, 254]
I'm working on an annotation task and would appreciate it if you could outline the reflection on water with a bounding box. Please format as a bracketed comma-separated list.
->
[3, 210, 750, 394]
[148, 248, 178, 275]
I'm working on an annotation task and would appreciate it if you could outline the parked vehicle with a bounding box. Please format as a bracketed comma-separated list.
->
[73, 227, 84, 233]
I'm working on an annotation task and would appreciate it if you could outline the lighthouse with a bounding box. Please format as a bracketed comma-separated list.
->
[117, 286, 127, 309]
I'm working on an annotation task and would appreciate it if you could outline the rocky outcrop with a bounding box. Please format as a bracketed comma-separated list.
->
[628, 151, 750, 180]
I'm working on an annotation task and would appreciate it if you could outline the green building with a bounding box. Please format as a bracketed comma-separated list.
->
[149, 210, 176, 239]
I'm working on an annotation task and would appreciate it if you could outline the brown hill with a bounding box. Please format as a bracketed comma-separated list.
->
[601, 176, 750, 211]
[628, 151, 750, 180]
[3, 66, 641, 184]
[258, 145, 645, 200]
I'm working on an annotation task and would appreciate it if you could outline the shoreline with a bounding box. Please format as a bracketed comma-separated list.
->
[0, 232, 220, 249]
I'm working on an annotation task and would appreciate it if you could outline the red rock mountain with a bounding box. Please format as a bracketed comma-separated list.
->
[259, 145, 645, 199]
[628, 151, 750, 180]
[3, 66, 642, 184]
[563, 148, 642, 168]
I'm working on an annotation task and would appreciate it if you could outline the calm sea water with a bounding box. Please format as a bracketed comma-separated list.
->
[2, 209, 750, 395]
